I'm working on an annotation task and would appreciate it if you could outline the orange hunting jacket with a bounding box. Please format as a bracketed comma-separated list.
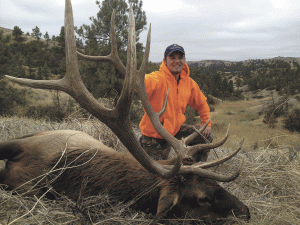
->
[139, 61, 211, 139]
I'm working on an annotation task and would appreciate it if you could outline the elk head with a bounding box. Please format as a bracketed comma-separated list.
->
[5, 0, 250, 223]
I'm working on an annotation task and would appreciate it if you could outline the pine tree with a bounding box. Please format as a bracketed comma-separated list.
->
[56, 26, 65, 51]
[75, 0, 147, 98]
[12, 26, 25, 42]
[41, 63, 51, 79]
[31, 26, 42, 40]
[44, 32, 50, 46]
[76, 0, 146, 51]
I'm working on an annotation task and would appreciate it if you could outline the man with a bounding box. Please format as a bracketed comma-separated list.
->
[139, 44, 213, 161]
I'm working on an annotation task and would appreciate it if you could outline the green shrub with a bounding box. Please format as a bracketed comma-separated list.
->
[184, 105, 198, 125]
[3, 34, 11, 44]
[266, 85, 276, 91]
[227, 96, 242, 101]
[262, 96, 289, 126]
[240, 112, 260, 122]
[25, 105, 65, 121]
[284, 108, 300, 133]
[206, 94, 219, 105]
[130, 100, 144, 124]
[0, 81, 27, 116]
[226, 111, 235, 115]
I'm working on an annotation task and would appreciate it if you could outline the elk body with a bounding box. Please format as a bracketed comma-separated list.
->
[0, 129, 249, 222]
[1, 0, 250, 223]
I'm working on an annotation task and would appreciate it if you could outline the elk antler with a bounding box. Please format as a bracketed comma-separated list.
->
[5, 0, 244, 182]
[162, 137, 245, 182]
[5, 0, 182, 179]
[68, 1, 245, 180]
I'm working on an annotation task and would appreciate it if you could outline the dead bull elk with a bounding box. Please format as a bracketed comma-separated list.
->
[1, 0, 250, 222]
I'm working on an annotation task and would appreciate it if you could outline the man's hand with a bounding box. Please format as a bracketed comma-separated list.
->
[195, 125, 211, 138]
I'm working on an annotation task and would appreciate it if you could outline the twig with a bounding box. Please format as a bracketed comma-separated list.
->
[8, 189, 50, 225]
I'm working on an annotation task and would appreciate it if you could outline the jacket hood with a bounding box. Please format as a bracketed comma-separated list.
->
[160, 60, 190, 80]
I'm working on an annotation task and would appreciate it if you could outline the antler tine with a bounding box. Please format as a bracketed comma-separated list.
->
[184, 125, 229, 158]
[115, 5, 136, 117]
[5, 0, 182, 179]
[192, 137, 245, 169]
[181, 158, 244, 182]
[163, 139, 245, 182]
[4, 75, 67, 92]
[182, 116, 212, 146]
[77, 9, 126, 76]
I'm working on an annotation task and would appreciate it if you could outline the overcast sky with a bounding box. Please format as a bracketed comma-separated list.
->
[1, 0, 300, 62]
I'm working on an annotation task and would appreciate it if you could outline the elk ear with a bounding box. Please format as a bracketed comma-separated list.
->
[153, 186, 180, 221]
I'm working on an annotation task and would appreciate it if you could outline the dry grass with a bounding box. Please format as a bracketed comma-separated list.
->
[207, 97, 300, 224]
[0, 96, 300, 224]
[9, 82, 71, 107]
[208, 98, 300, 150]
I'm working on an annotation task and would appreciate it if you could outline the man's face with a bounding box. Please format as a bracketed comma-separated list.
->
[165, 51, 185, 75]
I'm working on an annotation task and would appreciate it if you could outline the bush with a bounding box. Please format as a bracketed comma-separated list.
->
[284, 108, 300, 133]
[184, 105, 198, 125]
[3, 34, 11, 44]
[227, 96, 243, 101]
[266, 85, 276, 91]
[130, 100, 144, 124]
[24, 105, 65, 121]
[206, 94, 220, 105]
[262, 96, 289, 127]
[0, 81, 27, 116]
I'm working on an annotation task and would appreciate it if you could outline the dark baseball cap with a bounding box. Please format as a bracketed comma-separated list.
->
[164, 44, 185, 58]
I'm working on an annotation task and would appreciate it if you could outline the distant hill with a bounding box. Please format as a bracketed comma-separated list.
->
[0, 27, 12, 34]
[2, 26, 299, 67]
[186, 57, 300, 68]
[0, 26, 57, 47]
[152, 56, 300, 69]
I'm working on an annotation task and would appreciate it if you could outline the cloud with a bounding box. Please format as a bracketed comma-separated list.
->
[1, 0, 300, 62]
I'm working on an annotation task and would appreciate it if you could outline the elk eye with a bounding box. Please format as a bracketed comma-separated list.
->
[214, 190, 225, 201]
[197, 197, 210, 204]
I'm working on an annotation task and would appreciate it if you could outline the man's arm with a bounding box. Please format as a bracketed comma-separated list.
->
[188, 80, 212, 137]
